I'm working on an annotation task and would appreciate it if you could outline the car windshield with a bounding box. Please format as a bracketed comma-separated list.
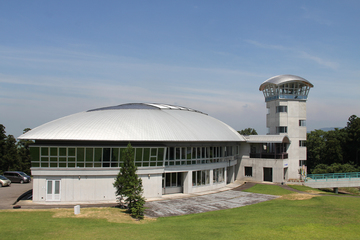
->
[18, 172, 28, 176]
[0, 175, 8, 180]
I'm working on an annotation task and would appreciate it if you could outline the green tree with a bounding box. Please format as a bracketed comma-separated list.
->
[0, 124, 7, 173]
[113, 143, 145, 219]
[2, 135, 21, 172]
[344, 115, 360, 165]
[306, 129, 326, 172]
[17, 128, 33, 175]
[238, 128, 258, 135]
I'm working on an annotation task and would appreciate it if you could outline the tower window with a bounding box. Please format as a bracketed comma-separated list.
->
[299, 140, 306, 147]
[299, 160, 307, 166]
[276, 106, 287, 113]
[277, 126, 287, 133]
[299, 120, 306, 126]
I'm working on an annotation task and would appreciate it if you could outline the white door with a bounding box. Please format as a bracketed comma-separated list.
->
[46, 180, 61, 201]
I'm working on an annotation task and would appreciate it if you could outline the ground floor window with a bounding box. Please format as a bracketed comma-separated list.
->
[213, 168, 225, 183]
[263, 167, 273, 182]
[245, 167, 252, 177]
[163, 172, 182, 188]
[192, 170, 210, 186]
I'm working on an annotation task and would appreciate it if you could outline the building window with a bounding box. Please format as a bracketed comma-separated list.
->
[245, 167, 252, 177]
[192, 170, 210, 186]
[299, 140, 306, 147]
[213, 168, 225, 183]
[276, 126, 287, 133]
[276, 106, 287, 113]
[299, 120, 306, 126]
[299, 160, 307, 166]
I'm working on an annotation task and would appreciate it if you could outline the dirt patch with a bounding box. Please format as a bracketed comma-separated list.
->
[280, 193, 315, 200]
[0, 208, 155, 224]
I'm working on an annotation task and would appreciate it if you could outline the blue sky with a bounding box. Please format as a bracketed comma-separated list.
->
[1, 0, 359, 138]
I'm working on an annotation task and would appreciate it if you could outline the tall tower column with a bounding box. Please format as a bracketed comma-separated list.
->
[259, 75, 314, 180]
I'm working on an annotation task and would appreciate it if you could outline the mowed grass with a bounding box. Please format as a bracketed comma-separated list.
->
[1, 185, 360, 240]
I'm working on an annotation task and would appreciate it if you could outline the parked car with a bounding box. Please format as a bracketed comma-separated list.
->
[0, 175, 11, 187]
[3, 171, 31, 184]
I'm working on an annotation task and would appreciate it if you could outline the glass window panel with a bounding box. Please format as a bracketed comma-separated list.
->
[41, 162, 49, 167]
[157, 162, 162, 166]
[86, 163, 93, 167]
[68, 157, 75, 162]
[59, 148, 66, 156]
[136, 148, 143, 162]
[68, 148, 76, 156]
[30, 147, 40, 162]
[157, 148, 164, 160]
[68, 163, 75, 168]
[77, 148, 85, 162]
[166, 173, 171, 187]
[192, 171, 196, 186]
[175, 148, 181, 159]
[177, 173, 182, 187]
[103, 148, 110, 167]
[59, 163, 66, 167]
[41, 147, 48, 156]
[112, 148, 119, 162]
[143, 162, 149, 167]
[192, 148, 197, 159]
[86, 148, 93, 162]
[50, 157, 57, 162]
[59, 157, 66, 162]
[50, 163, 57, 168]
[55, 181, 60, 194]
[32, 162, 40, 167]
[50, 148, 57, 156]
[47, 181, 52, 194]
[150, 162, 156, 167]
[150, 157, 156, 162]
[181, 147, 186, 159]
[143, 148, 150, 162]
[197, 171, 201, 186]
[94, 148, 102, 162]
[187, 147, 192, 159]
[41, 157, 49, 162]
[169, 147, 174, 160]
[151, 148, 157, 156]
[77, 163, 84, 167]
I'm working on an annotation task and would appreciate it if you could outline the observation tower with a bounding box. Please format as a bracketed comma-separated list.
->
[259, 74, 314, 179]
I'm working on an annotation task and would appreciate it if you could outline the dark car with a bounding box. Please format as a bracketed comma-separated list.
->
[3, 171, 31, 184]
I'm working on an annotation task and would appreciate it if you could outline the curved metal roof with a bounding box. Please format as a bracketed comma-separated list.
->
[259, 74, 314, 91]
[18, 103, 245, 142]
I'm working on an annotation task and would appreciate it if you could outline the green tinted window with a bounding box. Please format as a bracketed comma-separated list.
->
[77, 148, 85, 162]
[94, 148, 102, 162]
[59, 148, 67, 156]
[50, 147, 58, 156]
[41, 157, 49, 162]
[135, 148, 143, 162]
[86, 148, 93, 162]
[158, 148, 164, 160]
[41, 147, 48, 156]
[68, 148, 76, 156]
[32, 162, 40, 167]
[151, 148, 157, 156]
[30, 147, 40, 161]
[50, 157, 57, 162]
[112, 148, 119, 162]
[143, 148, 150, 162]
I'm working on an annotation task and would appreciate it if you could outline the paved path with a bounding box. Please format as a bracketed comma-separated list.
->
[0, 182, 33, 209]
[145, 189, 278, 217]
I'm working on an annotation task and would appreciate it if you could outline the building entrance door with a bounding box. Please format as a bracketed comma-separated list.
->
[162, 172, 183, 194]
[46, 179, 61, 201]
[263, 168, 273, 182]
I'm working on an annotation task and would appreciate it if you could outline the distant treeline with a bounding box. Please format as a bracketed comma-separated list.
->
[307, 115, 360, 174]
[0, 125, 32, 175]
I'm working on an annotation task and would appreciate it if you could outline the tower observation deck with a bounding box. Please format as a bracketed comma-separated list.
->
[259, 74, 314, 102]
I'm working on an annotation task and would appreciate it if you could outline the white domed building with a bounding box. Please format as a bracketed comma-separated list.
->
[19, 75, 313, 203]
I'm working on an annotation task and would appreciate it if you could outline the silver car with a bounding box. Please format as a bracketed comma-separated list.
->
[0, 175, 11, 187]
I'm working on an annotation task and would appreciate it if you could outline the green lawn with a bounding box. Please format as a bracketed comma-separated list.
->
[1, 185, 360, 239]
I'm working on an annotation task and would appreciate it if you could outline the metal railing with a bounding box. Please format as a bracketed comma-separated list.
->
[306, 172, 360, 182]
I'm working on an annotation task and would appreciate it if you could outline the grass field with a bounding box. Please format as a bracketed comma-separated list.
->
[1, 185, 360, 240]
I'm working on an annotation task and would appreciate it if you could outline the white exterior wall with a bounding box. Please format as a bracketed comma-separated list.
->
[265, 100, 308, 180]
[30, 159, 238, 203]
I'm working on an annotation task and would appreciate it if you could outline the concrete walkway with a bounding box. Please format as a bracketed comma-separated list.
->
[144, 181, 279, 217]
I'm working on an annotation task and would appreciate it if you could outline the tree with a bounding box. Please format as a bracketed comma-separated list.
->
[17, 128, 33, 174]
[0, 124, 7, 172]
[2, 135, 21, 172]
[238, 128, 258, 135]
[113, 143, 145, 219]
[344, 115, 360, 165]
